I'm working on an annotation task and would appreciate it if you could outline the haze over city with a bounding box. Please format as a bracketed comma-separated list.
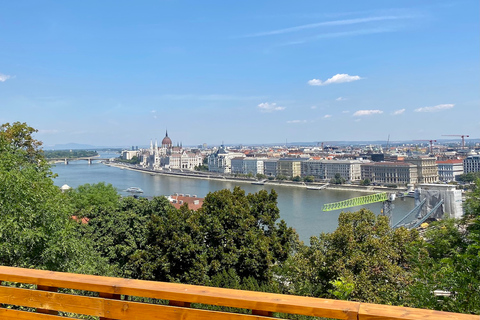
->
[0, 0, 478, 147]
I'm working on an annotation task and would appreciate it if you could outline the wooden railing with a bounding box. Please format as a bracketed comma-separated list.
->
[0, 266, 477, 320]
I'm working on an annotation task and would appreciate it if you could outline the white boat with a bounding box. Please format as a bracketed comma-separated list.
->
[252, 179, 267, 185]
[126, 187, 144, 193]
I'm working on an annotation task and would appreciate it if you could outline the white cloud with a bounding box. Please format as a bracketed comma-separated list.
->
[0, 73, 11, 82]
[414, 104, 454, 112]
[392, 108, 406, 115]
[308, 74, 362, 86]
[353, 109, 383, 116]
[336, 97, 347, 101]
[323, 114, 332, 118]
[258, 102, 285, 113]
[287, 120, 307, 123]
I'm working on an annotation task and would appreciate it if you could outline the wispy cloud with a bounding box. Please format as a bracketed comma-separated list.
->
[242, 15, 412, 38]
[336, 97, 347, 101]
[258, 102, 285, 113]
[287, 120, 307, 123]
[323, 115, 332, 119]
[393, 108, 406, 115]
[414, 104, 454, 112]
[0, 73, 11, 82]
[353, 109, 383, 116]
[308, 74, 362, 86]
[311, 106, 317, 109]
[342, 110, 350, 114]
[280, 28, 395, 46]
[160, 94, 264, 101]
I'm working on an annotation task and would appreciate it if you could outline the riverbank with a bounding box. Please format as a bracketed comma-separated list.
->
[105, 162, 405, 194]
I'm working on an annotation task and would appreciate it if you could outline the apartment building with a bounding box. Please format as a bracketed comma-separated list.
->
[277, 158, 305, 178]
[264, 158, 279, 177]
[405, 157, 439, 184]
[302, 160, 363, 181]
[436, 159, 464, 181]
[464, 155, 480, 173]
[361, 162, 418, 185]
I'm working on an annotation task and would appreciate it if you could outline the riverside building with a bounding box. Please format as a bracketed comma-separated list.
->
[436, 159, 464, 182]
[301, 159, 363, 181]
[405, 157, 439, 184]
[361, 162, 418, 185]
[464, 154, 480, 173]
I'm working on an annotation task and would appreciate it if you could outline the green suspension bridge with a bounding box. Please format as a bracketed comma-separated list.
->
[322, 192, 389, 211]
[322, 191, 444, 230]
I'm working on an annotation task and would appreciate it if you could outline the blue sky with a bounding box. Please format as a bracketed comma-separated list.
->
[0, 0, 478, 147]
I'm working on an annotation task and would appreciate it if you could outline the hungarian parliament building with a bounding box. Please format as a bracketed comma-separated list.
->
[122, 131, 203, 170]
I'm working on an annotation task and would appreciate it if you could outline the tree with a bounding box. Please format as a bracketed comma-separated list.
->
[303, 175, 315, 183]
[282, 209, 420, 304]
[330, 173, 346, 185]
[129, 187, 298, 287]
[67, 182, 121, 218]
[0, 122, 108, 274]
[292, 175, 302, 182]
[406, 179, 480, 314]
[83, 196, 172, 278]
[360, 178, 371, 186]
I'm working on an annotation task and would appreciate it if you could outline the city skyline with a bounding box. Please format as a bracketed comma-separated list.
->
[0, 1, 478, 146]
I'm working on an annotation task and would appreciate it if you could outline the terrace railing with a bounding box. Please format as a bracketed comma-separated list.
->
[0, 266, 477, 320]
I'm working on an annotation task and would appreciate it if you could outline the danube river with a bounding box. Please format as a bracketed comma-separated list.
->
[51, 155, 414, 243]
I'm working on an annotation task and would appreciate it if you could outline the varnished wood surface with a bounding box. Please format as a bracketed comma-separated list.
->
[0, 285, 269, 319]
[0, 266, 358, 319]
[358, 303, 479, 320]
[0, 266, 478, 320]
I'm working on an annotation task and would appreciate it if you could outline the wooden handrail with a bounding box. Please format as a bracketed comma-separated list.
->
[0, 266, 477, 320]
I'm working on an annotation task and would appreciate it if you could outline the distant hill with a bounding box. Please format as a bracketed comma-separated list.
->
[43, 143, 98, 150]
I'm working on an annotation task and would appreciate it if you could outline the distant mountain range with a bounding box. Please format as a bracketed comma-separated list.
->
[43, 139, 479, 150]
[43, 143, 129, 150]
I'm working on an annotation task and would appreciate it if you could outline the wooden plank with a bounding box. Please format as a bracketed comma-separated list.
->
[0, 266, 359, 320]
[0, 286, 103, 317]
[0, 308, 65, 319]
[358, 303, 480, 320]
[100, 292, 121, 320]
[0, 286, 271, 320]
[37, 285, 59, 315]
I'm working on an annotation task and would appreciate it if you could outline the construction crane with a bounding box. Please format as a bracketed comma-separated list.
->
[442, 134, 470, 149]
[413, 139, 437, 155]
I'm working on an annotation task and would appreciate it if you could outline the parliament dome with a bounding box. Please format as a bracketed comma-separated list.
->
[161, 130, 172, 147]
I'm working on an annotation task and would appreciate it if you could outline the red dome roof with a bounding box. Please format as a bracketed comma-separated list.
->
[161, 130, 172, 146]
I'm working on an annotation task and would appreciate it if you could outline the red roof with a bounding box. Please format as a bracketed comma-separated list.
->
[169, 194, 204, 211]
[437, 159, 463, 164]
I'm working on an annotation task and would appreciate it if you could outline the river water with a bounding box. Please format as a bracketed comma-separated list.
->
[51, 153, 414, 243]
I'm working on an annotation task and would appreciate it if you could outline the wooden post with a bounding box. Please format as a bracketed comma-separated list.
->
[252, 309, 274, 317]
[169, 300, 191, 308]
[36, 285, 58, 315]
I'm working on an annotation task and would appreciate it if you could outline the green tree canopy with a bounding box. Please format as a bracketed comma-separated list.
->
[283, 209, 420, 304]
[0, 122, 108, 274]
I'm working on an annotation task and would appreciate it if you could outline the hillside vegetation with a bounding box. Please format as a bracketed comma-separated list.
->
[1, 122, 479, 315]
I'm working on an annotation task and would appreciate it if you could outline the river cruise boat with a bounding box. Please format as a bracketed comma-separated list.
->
[126, 187, 144, 193]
